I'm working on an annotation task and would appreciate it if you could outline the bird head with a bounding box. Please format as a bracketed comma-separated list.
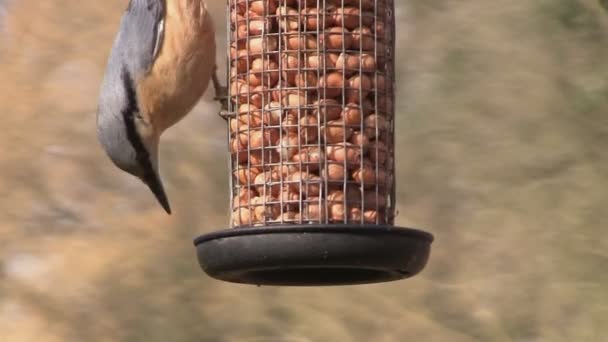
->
[97, 104, 172, 215]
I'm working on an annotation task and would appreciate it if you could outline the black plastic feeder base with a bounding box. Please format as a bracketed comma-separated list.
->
[194, 225, 433, 286]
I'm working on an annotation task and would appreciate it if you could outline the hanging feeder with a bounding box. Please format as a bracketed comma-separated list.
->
[194, 0, 434, 286]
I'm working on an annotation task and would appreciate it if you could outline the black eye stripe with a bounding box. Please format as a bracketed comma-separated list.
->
[120, 67, 156, 182]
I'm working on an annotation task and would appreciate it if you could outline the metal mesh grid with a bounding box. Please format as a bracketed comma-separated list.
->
[227, 0, 395, 228]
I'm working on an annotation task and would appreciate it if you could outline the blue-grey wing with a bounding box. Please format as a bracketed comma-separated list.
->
[113, 0, 165, 79]
[98, 0, 164, 117]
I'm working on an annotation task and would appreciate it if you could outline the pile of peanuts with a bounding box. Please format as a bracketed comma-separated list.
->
[228, 0, 394, 227]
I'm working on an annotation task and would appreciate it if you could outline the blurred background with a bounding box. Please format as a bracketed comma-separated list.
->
[1, 0, 608, 341]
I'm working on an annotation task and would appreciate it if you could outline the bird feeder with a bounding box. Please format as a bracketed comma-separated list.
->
[194, 0, 433, 286]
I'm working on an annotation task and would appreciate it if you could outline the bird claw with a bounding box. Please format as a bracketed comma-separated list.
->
[212, 68, 229, 120]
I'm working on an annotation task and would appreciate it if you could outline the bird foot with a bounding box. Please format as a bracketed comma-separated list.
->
[212, 68, 229, 119]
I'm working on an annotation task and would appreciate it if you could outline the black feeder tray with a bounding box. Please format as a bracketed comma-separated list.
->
[194, 224, 433, 286]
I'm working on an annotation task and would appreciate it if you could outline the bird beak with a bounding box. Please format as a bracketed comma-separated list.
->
[143, 172, 172, 215]
[140, 137, 171, 214]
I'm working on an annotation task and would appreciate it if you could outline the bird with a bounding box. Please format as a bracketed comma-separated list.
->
[96, 0, 216, 214]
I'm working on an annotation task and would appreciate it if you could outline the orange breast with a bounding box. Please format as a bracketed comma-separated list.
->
[137, 0, 216, 137]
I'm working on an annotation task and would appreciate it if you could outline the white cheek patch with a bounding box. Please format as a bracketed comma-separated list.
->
[135, 113, 155, 140]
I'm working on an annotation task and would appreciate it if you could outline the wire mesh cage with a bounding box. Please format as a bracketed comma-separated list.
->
[194, 0, 433, 286]
[228, 0, 395, 227]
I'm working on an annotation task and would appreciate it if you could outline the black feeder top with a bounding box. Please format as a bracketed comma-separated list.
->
[194, 224, 433, 286]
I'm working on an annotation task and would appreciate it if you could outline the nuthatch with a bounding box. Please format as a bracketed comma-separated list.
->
[97, 0, 216, 214]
